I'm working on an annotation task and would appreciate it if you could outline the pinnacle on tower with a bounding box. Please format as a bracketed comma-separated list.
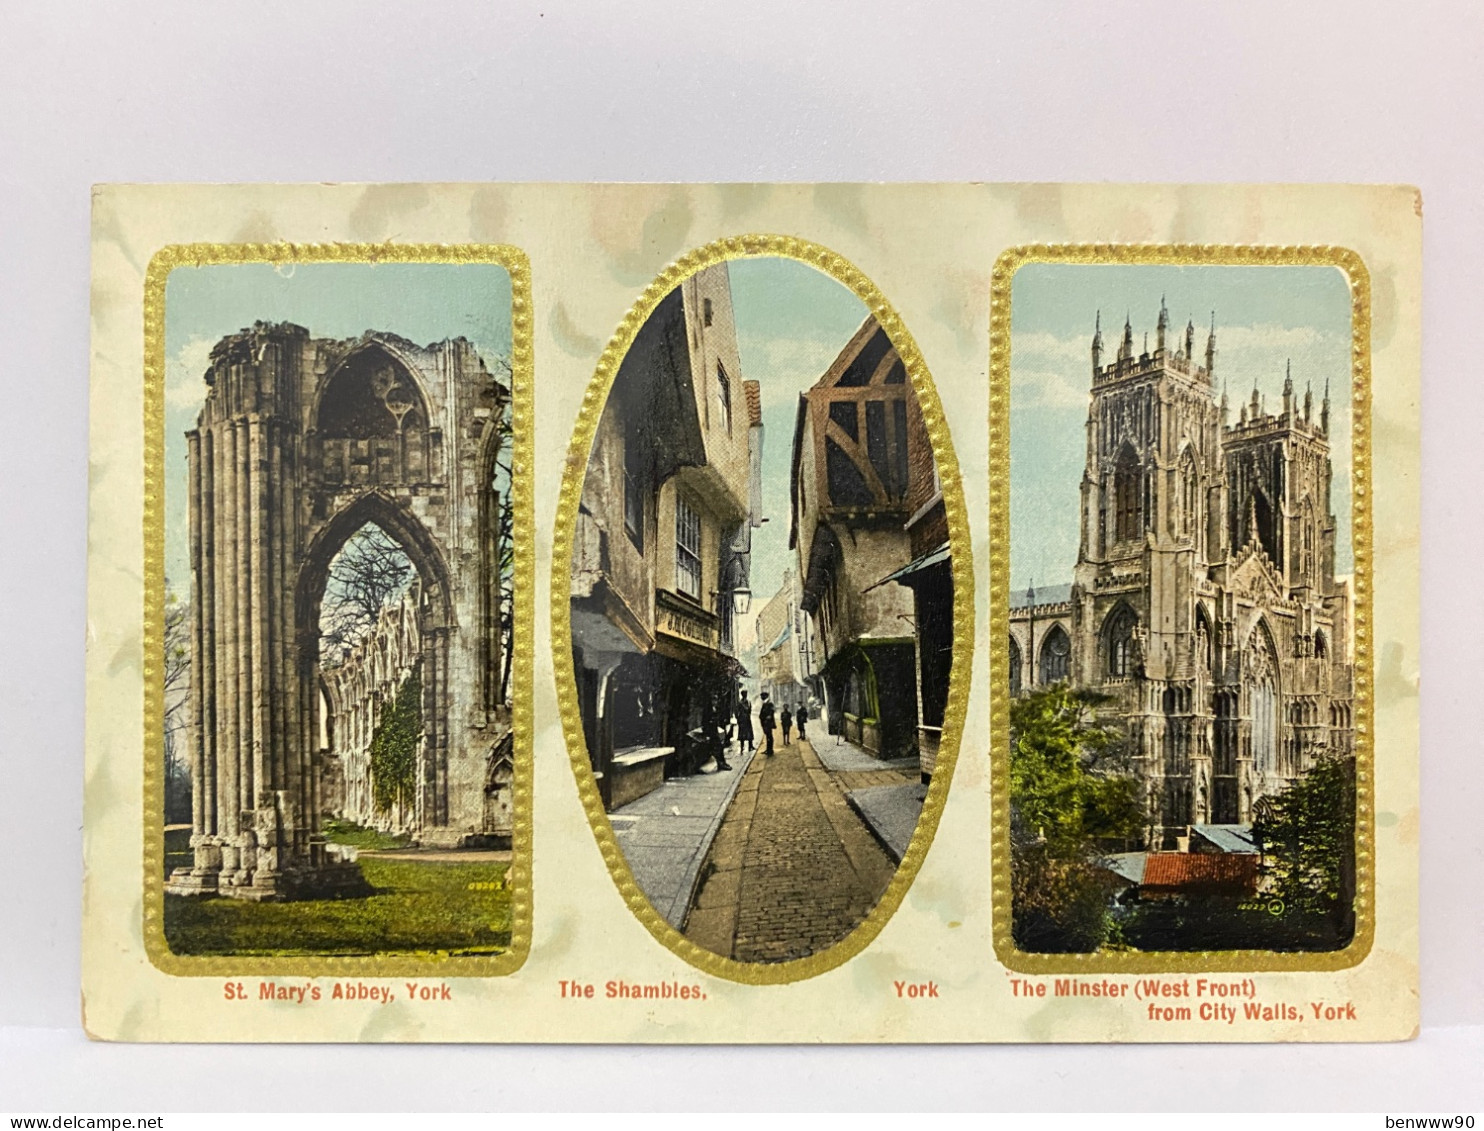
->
[1091, 309, 1104, 371]
[1157, 295, 1169, 350]
[1185, 316, 1196, 359]
[1205, 311, 1217, 376]
[1284, 359, 1294, 395]
[1321, 376, 1331, 432]
[1304, 379, 1313, 422]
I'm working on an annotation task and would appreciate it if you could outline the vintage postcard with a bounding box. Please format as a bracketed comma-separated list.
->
[84, 183, 1419, 1042]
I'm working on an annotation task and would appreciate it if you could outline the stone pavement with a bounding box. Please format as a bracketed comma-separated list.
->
[682, 733, 909, 963]
[812, 735, 918, 776]
[846, 782, 928, 863]
[608, 742, 757, 928]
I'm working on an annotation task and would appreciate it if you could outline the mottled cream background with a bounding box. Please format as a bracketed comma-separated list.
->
[84, 183, 1419, 1042]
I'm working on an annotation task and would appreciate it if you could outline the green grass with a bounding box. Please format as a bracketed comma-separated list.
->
[163, 856, 512, 957]
[322, 819, 413, 851]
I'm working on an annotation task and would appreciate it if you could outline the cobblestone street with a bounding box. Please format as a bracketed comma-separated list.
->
[682, 734, 914, 963]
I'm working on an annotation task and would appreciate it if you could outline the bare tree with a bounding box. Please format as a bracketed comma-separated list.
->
[162, 587, 193, 824]
[320, 524, 415, 664]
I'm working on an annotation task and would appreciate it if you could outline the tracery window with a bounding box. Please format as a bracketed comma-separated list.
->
[1106, 606, 1139, 678]
[1114, 446, 1142, 542]
[1180, 447, 1200, 539]
[1248, 625, 1280, 775]
[1040, 624, 1070, 684]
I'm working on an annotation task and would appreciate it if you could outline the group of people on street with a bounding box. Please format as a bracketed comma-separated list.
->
[733, 691, 811, 759]
[684, 686, 822, 778]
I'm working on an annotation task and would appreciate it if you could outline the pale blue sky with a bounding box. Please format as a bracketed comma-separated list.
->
[727, 258, 871, 629]
[1009, 263, 1355, 591]
[162, 262, 513, 590]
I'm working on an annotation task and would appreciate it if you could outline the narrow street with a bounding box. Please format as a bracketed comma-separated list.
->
[682, 733, 914, 963]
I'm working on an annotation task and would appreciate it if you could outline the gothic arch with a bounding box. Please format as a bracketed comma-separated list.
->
[1247, 619, 1281, 776]
[1299, 495, 1318, 584]
[311, 338, 433, 434]
[296, 491, 453, 639]
[1039, 623, 1071, 684]
[1194, 602, 1215, 672]
[296, 493, 457, 833]
[1249, 487, 1278, 565]
[1113, 443, 1142, 543]
[1102, 601, 1140, 678]
[313, 342, 436, 489]
[1178, 443, 1201, 541]
[1007, 635, 1023, 695]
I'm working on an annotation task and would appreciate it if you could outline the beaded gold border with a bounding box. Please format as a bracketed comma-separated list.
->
[989, 243, 1375, 973]
[552, 234, 974, 984]
[141, 242, 535, 977]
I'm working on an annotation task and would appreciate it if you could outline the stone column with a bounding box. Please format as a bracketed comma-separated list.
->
[186, 429, 205, 838]
[168, 332, 364, 901]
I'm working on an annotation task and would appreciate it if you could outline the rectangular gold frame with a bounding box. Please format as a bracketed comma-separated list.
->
[140, 242, 535, 977]
[988, 243, 1375, 974]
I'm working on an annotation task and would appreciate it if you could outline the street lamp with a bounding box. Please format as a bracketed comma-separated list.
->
[715, 556, 752, 617]
[730, 585, 751, 617]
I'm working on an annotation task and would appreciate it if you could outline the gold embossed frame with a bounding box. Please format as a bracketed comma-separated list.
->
[553, 235, 974, 984]
[142, 243, 534, 977]
[990, 244, 1374, 974]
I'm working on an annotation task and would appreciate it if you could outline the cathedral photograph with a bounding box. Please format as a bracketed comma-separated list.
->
[1006, 262, 1359, 954]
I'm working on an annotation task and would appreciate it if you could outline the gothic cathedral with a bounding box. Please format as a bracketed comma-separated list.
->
[1067, 300, 1354, 846]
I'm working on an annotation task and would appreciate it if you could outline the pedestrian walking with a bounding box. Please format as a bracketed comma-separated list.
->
[780, 705, 793, 746]
[796, 702, 808, 742]
[705, 694, 732, 772]
[734, 690, 755, 755]
[758, 692, 777, 757]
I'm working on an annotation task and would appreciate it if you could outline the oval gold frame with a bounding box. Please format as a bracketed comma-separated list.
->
[552, 235, 975, 984]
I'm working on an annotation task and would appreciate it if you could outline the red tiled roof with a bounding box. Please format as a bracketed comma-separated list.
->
[1141, 852, 1260, 895]
[743, 379, 762, 427]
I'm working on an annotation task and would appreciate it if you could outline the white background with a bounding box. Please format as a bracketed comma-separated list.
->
[1, 0, 1480, 1111]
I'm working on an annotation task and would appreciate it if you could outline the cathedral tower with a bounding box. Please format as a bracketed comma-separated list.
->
[1062, 302, 1353, 846]
[1072, 299, 1224, 844]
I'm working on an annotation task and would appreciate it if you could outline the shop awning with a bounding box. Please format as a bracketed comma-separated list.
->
[865, 542, 950, 591]
[766, 623, 792, 654]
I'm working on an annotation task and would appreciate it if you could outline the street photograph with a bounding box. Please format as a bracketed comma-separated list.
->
[568, 254, 956, 964]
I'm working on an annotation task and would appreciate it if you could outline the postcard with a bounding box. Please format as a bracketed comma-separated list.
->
[83, 183, 1420, 1041]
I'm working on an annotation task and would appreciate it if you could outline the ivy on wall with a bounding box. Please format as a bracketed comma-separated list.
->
[370, 662, 423, 814]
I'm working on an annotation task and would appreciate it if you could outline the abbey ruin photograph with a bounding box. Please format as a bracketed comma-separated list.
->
[1006, 261, 1361, 954]
[157, 257, 522, 958]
